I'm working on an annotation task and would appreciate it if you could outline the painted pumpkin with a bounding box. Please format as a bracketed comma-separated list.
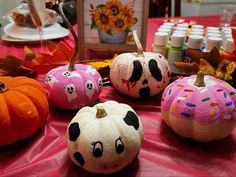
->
[44, 64, 102, 110]
[0, 76, 49, 146]
[110, 31, 171, 98]
[67, 101, 143, 174]
[161, 72, 236, 142]
[43, 4, 102, 110]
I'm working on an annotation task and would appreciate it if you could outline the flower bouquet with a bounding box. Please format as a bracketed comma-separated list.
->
[90, 0, 137, 43]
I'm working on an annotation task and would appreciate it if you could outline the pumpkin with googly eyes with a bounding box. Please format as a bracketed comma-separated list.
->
[110, 31, 171, 98]
[161, 72, 236, 142]
[66, 101, 143, 174]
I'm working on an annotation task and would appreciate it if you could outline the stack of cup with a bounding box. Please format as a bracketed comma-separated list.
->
[204, 37, 222, 52]
[157, 24, 173, 40]
[223, 38, 235, 53]
[222, 28, 233, 47]
[204, 27, 222, 52]
[163, 22, 175, 28]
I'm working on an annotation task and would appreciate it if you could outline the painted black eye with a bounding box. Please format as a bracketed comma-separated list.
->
[115, 137, 124, 154]
[149, 59, 162, 81]
[129, 61, 143, 82]
[91, 141, 103, 158]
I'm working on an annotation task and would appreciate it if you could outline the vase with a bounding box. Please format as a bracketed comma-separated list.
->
[98, 29, 128, 44]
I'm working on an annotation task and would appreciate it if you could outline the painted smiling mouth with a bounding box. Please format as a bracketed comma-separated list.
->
[139, 87, 150, 98]
[100, 163, 120, 170]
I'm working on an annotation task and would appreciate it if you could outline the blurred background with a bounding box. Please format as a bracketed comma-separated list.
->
[149, 0, 236, 17]
[1, 0, 236, 36]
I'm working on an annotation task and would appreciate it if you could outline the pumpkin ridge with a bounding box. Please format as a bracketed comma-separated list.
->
[12, 77, 46, 95]
[0, 76, 14, 87]
[165, 83, 187, 111]
[0, 95, 16, 146]
[4, 90, 41, 140]
[12, 86, 48, 125]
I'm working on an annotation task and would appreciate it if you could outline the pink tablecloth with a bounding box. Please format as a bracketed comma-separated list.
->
[1, 16, 236, 177]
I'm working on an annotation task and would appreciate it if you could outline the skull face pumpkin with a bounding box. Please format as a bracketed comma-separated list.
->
[110, 52, 171, 98]
[66, 101, 143, 174]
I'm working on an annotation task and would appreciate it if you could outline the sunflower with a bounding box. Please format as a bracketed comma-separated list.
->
[121, 4, 137, 28]
[105, 0, 123, 16]
[94, 7, 112, 32]
[112, 14, 128, 32]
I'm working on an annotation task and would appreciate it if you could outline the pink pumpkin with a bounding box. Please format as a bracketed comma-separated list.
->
[44, 64, 102, 109]
[43, 4, 103, 110]
[161, 72, 236, 142]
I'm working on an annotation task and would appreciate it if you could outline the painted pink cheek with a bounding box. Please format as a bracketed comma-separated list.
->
[99, 162, 120, 170]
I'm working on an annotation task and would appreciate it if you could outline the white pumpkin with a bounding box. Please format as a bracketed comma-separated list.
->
[67, 101, 144, 174]
[110, 31, 171, 98]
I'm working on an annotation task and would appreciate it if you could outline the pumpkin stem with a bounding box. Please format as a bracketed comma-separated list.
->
[133, 30, 144, 57]
[59, 2, 78, 71]
[0, 81, 8, 93]
[96, 106, 108, 118]
[194, 71, 206, 87]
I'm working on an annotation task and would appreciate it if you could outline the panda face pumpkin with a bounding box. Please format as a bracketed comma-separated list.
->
[67, 101, 143, 174]
[110, 52, 171, 98]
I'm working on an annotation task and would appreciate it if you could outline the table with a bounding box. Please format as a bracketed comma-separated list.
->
[1, 16, 236, 177]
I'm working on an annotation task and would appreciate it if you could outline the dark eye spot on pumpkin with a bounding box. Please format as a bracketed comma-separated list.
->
[129, 61, 143, 82]
[123, 111, 139, 130]
[149, 59, 162, 81]
[91, 141, 103, 158]
[73, 151, 85, 166]
[69, 122, 80, 141]
[115, 137, 125, 154]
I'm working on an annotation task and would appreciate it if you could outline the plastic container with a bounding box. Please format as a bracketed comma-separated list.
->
[152, 32, 169, 57]
[204, 37, 222, 52]
[184, 35, 203, 62]
[167, 34, 185, 73]
[224, 38, 235, 52]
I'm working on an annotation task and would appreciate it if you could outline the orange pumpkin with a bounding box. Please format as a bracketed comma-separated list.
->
[0, 76, 49, 146]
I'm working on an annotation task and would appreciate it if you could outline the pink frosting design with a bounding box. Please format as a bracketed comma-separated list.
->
[44, 64, 102, 109]
[161, 75, 236, 124]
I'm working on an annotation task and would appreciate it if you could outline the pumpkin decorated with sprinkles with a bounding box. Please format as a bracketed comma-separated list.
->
[161, 71, 236, 142]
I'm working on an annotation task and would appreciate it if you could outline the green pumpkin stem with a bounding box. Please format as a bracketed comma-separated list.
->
[96, 107, 108, 118]
[133, 30, 144, 57]
[59, 2, 78, 71]
[0, 81, 8, 93]
[194, 71, 206, 87]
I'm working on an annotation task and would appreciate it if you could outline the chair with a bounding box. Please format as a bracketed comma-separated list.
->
[149, 0, 181, 17]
